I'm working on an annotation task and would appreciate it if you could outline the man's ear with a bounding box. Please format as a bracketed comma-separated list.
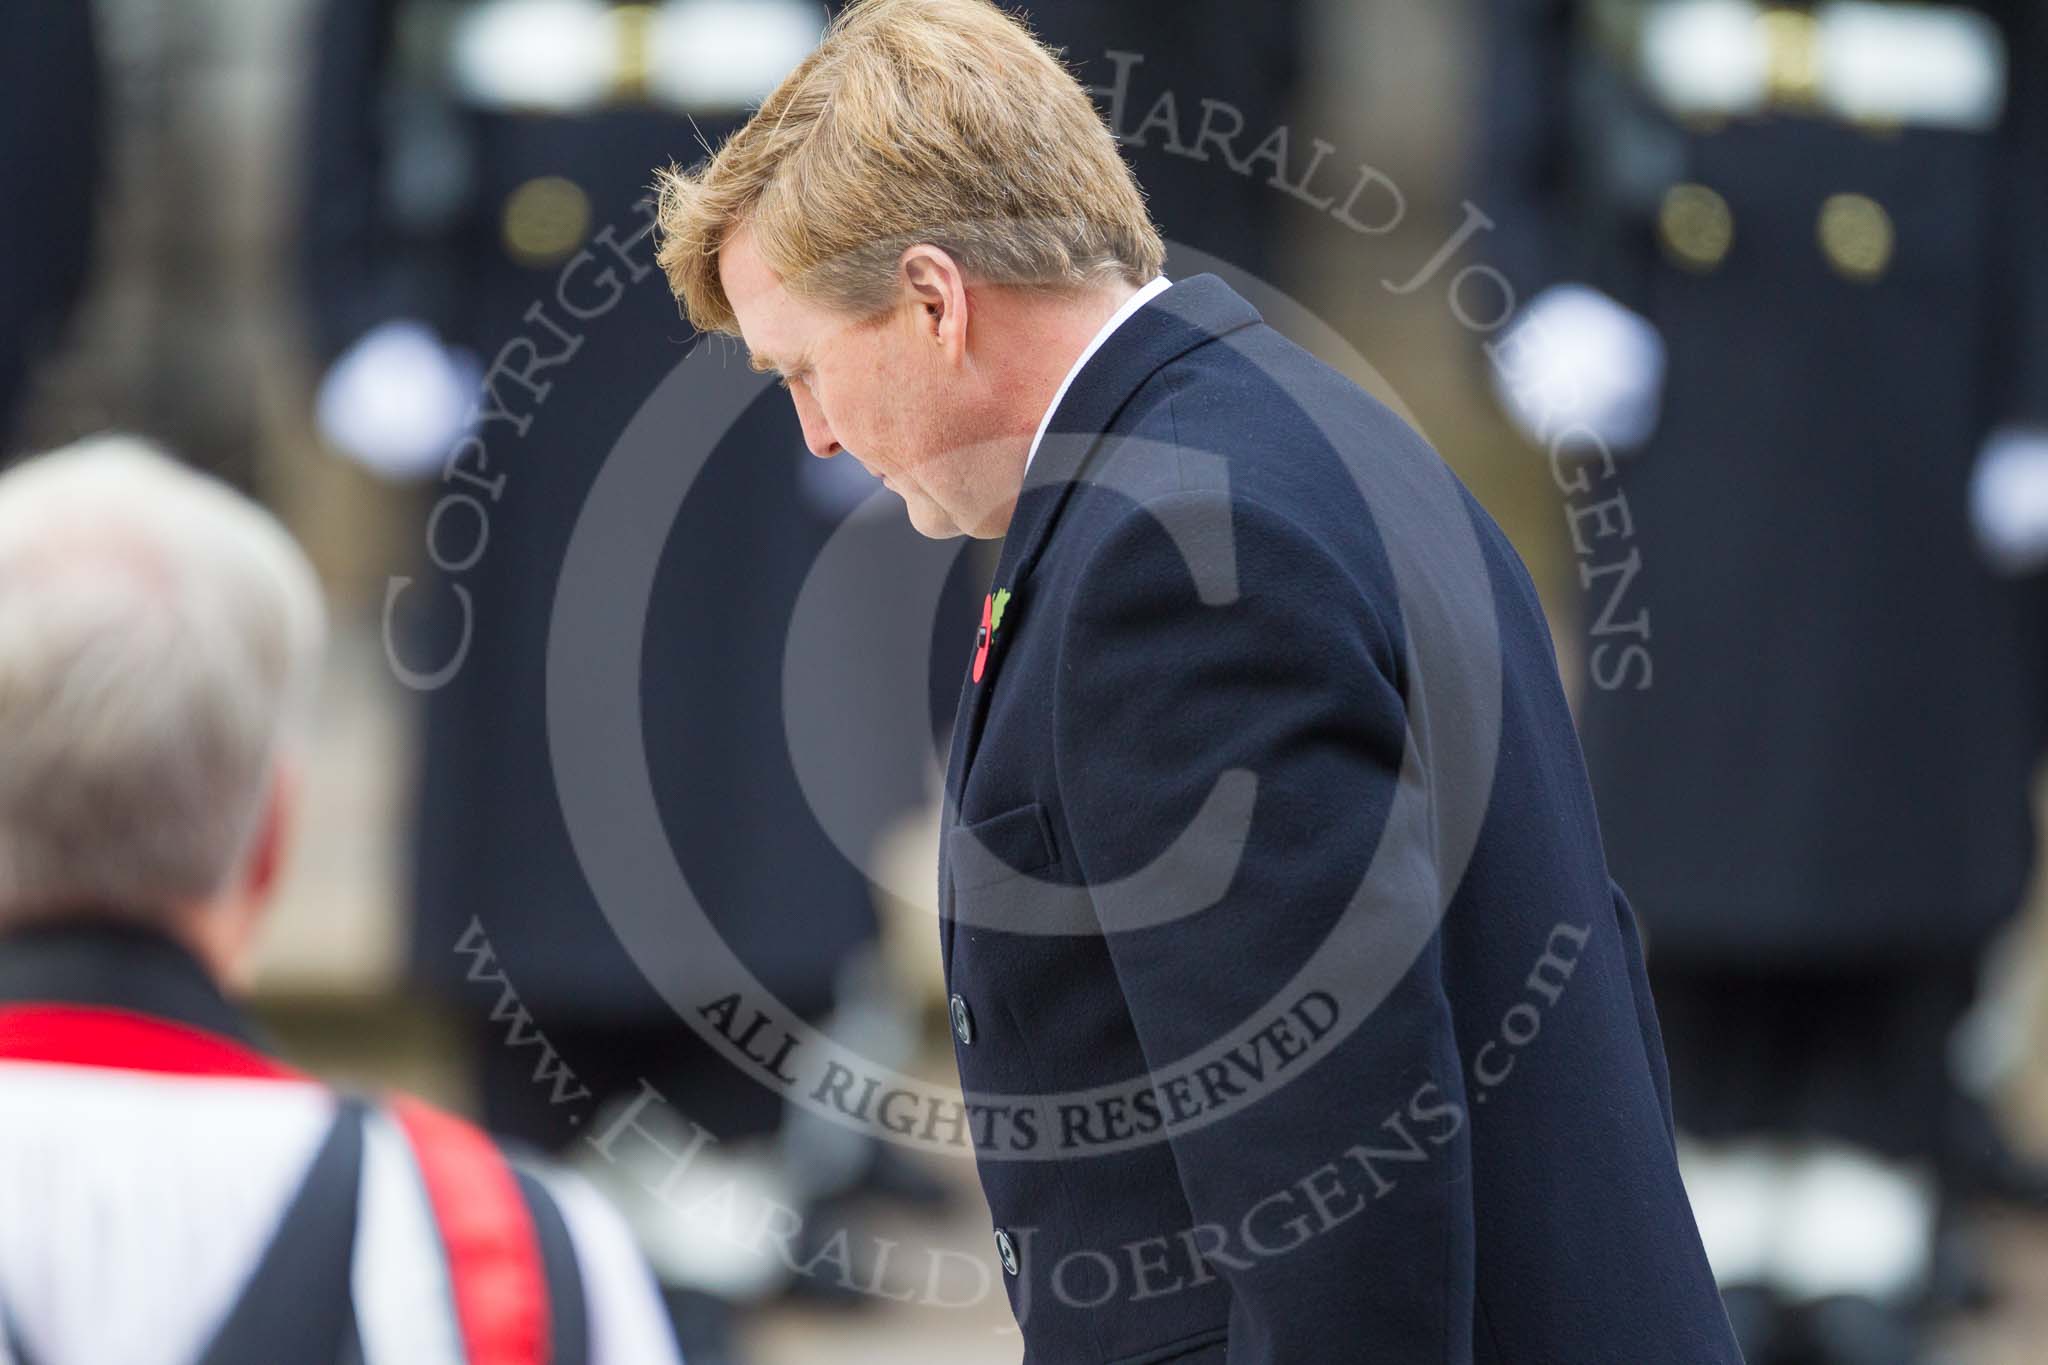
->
[191, 762, 299, 994]
[244, 760, 299, 909]
[899, 245, 970, 362]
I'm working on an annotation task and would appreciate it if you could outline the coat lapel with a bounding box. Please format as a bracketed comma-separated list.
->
[986, 276, 1262, 612]
[942, 275, 1263, 812]
[941, 276, 1262, 964]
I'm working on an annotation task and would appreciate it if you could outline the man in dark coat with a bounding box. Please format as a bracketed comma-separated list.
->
[1478, 1, 2048, 1358]
[657, 0, 1741, 1358]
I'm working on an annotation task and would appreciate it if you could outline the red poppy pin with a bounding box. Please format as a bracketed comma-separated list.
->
[972, 588, 1013, 684]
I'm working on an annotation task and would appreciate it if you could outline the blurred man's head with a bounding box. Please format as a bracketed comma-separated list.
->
[653, 0, 1165, 539]
[0, 436, 325, 985]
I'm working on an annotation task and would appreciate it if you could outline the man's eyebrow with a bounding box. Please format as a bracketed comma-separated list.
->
[746, 348, 805, 377]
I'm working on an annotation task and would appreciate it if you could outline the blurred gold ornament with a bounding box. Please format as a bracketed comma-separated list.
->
[1659, 183, 1735, 272]
[502, 176, 592, 268]
[1759, 8, 1824, 110]
[1817, 193, 1895, 282]
[609, 4, 656, 102]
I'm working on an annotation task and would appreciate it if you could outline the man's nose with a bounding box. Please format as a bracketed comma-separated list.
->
[791, 393, 841, 458]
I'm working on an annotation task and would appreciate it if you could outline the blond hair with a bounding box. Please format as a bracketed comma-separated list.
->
[653, 0, 1165, 335]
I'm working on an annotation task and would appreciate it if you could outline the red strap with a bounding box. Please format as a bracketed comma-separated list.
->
[0, 1007, 553, 1362]
[391, 1095, 552, 1365]
[0, 1004, 303, 1081]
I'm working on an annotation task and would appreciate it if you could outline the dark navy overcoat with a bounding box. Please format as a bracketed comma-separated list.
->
[938, 275, 1740, 1363]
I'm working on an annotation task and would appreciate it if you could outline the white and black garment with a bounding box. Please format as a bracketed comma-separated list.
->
[0, 923, 680, 1365]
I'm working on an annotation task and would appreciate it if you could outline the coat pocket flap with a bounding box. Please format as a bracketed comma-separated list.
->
[948, 802, 1060, 891]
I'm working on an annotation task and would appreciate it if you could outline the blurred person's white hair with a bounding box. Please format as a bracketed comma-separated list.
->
[0, 434, 326, 926]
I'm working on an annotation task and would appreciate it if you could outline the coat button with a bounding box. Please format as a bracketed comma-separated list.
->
[995, 1228, 1020, 1276]
[950, 994, 975, 1046]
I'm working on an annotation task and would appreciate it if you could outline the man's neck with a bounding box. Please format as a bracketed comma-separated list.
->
[963, 279, 1147, 539]
[1000, 280, 1143, 453]
[1023, 279, 1142, 411]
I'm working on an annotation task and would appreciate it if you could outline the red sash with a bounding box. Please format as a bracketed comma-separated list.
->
[0, 1003, 553, 1365]
[393, 1096, 553, 1365]
[0, 1003, 303, 1081]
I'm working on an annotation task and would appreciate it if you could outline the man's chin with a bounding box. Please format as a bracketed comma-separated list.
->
[900, 493, 967, 541]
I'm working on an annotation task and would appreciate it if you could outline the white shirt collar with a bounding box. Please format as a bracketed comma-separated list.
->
[1022, 276, 1173, 476]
